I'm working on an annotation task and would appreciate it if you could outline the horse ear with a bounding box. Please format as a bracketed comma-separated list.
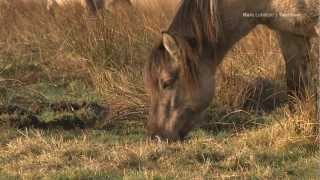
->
[162, 33, 181, 62]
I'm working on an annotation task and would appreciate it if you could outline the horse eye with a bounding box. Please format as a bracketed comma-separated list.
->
[161, 78, 175, 89]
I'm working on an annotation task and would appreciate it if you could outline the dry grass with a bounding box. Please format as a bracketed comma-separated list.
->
[0, 1, 318, 179]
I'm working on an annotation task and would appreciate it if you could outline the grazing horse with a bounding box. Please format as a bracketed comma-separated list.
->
[46, 0, 179, 16]
[46, 0, 132, 13]
[145, 0, 319, 141]
[47, 0, 88, 11]
[130, 0, 180, 17]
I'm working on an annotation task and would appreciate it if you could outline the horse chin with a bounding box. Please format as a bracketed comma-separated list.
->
[148, 107, 207, 141]
[149, 114, 202, 142]
[150, 132, 182, 142]
[149, 124, 190, 142]
[178, 109, 207, 139]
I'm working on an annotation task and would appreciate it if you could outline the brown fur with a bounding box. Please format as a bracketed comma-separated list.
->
[106, 0, 132, 12]
[146, 0, 221, 94]
[46, 0, 132, 13]
[145, 0, 319, 141]
[146, 36, 200, 95]
[168, 0, 220, 44]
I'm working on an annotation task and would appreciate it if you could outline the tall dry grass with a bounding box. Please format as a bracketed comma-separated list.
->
[0, 0, 169, 119]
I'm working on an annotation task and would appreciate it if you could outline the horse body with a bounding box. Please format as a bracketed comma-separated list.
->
[131, 0, 180, 17]
[47, 0, 87, 9]
[268, 0, 319, 36]
[145, 0, 319, 140]
[46, 0, 131, 13]
[44, 0, 180, 17]
[46, 0, 179, 15]
[105, 0, 132, 13]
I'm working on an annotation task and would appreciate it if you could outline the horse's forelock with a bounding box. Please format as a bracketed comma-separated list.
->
[174, 37, 200, 91]
[146, 39, 200, 95]
[145, 43, 165, 94]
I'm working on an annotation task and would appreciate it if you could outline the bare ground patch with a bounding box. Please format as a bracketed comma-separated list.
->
[0, 102, 108, 130]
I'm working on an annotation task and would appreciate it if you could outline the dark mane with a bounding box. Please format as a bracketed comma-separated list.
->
[169, 0, 221, 45]
[145, 0, 221, 93]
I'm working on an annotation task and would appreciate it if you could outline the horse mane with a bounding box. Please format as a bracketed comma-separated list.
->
[146, 0, 221, 93]
[169, 0, 221, 45]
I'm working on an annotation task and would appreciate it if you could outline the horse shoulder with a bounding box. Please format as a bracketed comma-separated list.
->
[267, 0, 319, 36]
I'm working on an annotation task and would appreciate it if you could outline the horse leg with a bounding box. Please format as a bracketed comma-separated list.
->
[85, 0, 98, 14]
[277, 31, 311, 101]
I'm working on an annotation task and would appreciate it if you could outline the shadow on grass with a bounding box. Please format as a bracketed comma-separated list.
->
[201, 78, 288, 135]
[100, 105, 147, 135]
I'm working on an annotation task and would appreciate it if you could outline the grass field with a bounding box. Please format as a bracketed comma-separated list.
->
[0, 2, 319, 179]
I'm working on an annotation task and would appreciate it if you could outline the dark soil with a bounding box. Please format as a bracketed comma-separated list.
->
[0, 101, 108, 130]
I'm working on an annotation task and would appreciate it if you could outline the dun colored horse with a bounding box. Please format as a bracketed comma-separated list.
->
[46, 0, 132, 13]
[145, 0, 319, 141]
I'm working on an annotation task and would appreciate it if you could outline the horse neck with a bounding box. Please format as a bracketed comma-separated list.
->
[167, 0, 269, 64]
[207, 0, 270, 63]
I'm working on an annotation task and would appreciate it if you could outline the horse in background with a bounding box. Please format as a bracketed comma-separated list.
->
[46, 0, 132, 14]
[145, 0, 319, 141]
[6, 0, 180, 18]
[131, 0, 181, 19]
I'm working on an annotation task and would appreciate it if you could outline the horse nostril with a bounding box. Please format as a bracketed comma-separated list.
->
[149, 133, 161, 140]
[179, 131, 187, 140]
[149, 133, 156, 138]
